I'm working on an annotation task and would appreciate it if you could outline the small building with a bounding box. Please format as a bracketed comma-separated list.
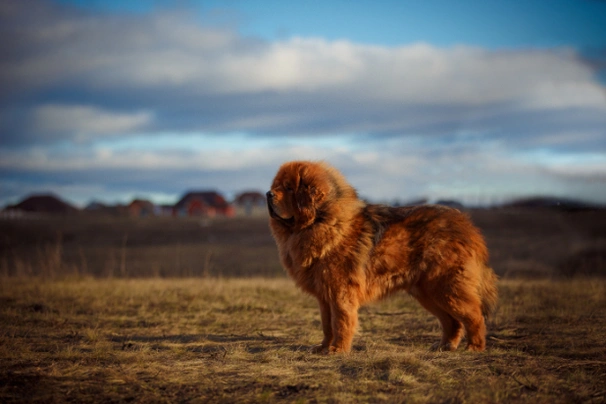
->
[233, 191, 267, 216]
[127, 199, 156, 217]
[156, 204, 175, 217]
[3, 194, 79, 216]
[83, 201, 119, 216]
[173, 191, 234, 218]
[85, 201, 108, 211]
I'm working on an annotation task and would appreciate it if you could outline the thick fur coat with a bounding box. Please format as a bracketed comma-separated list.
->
[267, 161, 498, 353]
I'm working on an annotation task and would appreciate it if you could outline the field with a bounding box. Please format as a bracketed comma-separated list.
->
[1, 278, 605, 403]
[1, 208, 606, 402]
[1, 208, 606, 279]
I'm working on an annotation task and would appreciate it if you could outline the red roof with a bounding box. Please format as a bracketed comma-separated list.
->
[234, 191, 265, 205]
[174, 191, 229, 210]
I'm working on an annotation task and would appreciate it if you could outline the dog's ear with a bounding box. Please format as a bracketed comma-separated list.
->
[296, 184, 317, 228]
[295, 168, 324, 228]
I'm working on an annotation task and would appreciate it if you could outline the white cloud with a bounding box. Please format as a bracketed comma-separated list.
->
[2, 0, 605, 144]
[32, 105, 154, 138]
[1, 1, 605, 206]
[2, 133, 604, 206]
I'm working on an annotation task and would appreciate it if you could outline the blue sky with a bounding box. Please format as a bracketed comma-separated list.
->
[1, 0, 605, 207]
[59, 0, 606, 49]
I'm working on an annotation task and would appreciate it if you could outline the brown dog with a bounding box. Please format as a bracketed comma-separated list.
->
[267, 161, 498, 353]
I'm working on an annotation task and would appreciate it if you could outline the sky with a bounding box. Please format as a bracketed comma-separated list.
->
[1, 0, 606, 208]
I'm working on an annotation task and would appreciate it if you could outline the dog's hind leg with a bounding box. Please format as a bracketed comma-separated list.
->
[433, 283, 487, 352]
[455, 304, 486, 351]
[414, 289, 464, 351]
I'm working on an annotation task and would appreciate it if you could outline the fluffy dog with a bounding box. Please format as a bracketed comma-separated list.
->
[267, 161, 498, 353]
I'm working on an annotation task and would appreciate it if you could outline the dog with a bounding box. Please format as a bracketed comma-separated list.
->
[267, 160, 498, 353]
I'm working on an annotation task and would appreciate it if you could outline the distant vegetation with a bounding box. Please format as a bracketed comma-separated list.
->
[1, 207, 605, 279]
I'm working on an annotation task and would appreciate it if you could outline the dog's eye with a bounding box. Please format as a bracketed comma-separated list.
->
[284, 185, 293, 192]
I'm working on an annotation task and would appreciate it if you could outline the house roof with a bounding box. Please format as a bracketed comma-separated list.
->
[234, 191, 266, 205]
[174, 191, 229, 210]
[128, 199, 155, 208]
[85, 201, 108, 211]
[6, 194, 79, 214]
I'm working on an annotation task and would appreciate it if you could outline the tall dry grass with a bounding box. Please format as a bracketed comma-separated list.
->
[2, 209, 605, 279]
[0, 216, 284, 278]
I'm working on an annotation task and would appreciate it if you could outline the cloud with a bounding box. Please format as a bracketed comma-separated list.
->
[2, 132, 605, 208]
[1, 0, 605, 149]
[1, 0, 605, 206]
[32, 105, 154, 140]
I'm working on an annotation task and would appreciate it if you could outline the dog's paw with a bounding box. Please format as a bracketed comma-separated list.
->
[327, 346, 350, 355]
[430, 342, 458, 352]
[310, 344, 328, 354]
[465, 343, 485, 352]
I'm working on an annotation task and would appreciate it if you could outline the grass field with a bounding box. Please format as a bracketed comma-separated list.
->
[2, 208, 605, 279]
[1, 209, 606, 402]
[1, 277, 605, 403]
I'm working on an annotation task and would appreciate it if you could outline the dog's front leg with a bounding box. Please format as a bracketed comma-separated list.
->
[329, 295, 359, 354]
[311, 298, 332, 354]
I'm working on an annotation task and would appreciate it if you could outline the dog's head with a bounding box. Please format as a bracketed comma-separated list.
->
[267, 161, 341, 229]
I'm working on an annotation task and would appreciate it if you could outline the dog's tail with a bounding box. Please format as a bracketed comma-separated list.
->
[479, 264, 499, 319]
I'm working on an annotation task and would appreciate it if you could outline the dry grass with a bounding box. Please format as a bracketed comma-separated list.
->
[2, 208, 606, 279]
[0, 216, 283, 278]
[1, 210, 605, 402]
[1, 277, 605, 403]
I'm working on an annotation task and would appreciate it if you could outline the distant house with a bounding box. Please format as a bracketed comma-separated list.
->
[4, 194, 79, 215]
[85, 201, 108, 211]
[128, 199, 156, 217]
[84, 201, 111, 216]
[84, 201, 129, 216]
[233, 191, 267, 216]
[156, 204, 174, 217]
[173, 191, 235, 218]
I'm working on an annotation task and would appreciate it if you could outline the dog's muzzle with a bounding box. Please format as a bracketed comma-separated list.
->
[266, 191, 294, 226]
